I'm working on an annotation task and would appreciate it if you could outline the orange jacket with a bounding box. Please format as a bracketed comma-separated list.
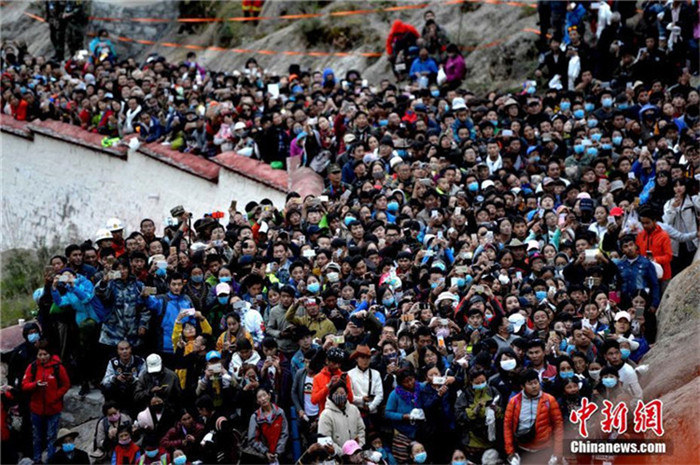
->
[311, 367, 354, 414]
[504, 391, 564, 456]
[636, 225, 673, 280]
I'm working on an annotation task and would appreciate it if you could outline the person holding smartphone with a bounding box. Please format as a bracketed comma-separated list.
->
[21, 340, 71, 463]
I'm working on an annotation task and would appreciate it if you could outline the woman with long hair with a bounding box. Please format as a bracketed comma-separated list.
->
[662, 177, 699, 274]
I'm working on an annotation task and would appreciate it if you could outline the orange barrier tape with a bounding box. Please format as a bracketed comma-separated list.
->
[20, 9, 543, 59]
[16, 0, 535, 25]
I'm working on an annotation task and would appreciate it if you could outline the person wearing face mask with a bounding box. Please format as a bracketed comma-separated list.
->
[93, 401, 133, 461]
[139, 435, 170, 465]
[318, 382, 365, 456]
[183, 264, 211, 314]
[136, 395, 176, 441]
[49, 428, 89, 465]
[171, 449, 189, 465]
[111, 426, 141, 464]
[593, 366, 623, 404]
[455, 368, 501, 462]
[8, 322, 42, 388]
[409, 441, 428, 464]
[488, 349, 522, 412]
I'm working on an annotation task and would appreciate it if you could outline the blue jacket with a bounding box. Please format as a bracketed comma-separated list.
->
[417, 381, 455, 432]
[614, 256, 661, 307]
[155, 292, 194, 353]
[50, 274, 97, 325]
[409, 57, 438, 79]
[385, 387, 419, 438]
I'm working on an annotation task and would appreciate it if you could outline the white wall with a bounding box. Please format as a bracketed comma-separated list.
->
[1, 131, 287, 251]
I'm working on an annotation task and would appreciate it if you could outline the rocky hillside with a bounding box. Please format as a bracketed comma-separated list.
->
[639, 260, 700, 465]
[3, 0, 540, 92]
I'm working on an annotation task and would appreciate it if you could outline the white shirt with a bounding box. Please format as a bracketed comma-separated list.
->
[347, 366, 384, 413]
[304, 375, 319, 417]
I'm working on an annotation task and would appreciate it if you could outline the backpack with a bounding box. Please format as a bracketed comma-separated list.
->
[30, 361, 62, 388]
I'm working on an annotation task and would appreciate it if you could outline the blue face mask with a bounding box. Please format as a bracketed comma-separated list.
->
[387, 201, 399, 213]
[573, 109, 585, 119]
[527, 86, 536, 95]
[584, 103, 595, 112]
[431, 90, 440, 98]
[414, 452, 428, 464]
[612, 136, 623, 146]
[190, 274, 203, 283]
[307, 282, 320, 294]
[618, 103, 629, 110]
[536, 290, 547, 301]
[28, 333, 40, 343]
[473, 382, 487, 390]
[560, 371, 574, 379]
[378, 119, 388, 127]
[587, 119, 598, 128]
[602, 98, 613, 108]
[145, 450, 159, 458]
[382, 297, 395, 307]
[155, 268, 167, 277]
[602, 377, 617, 388]
[62, 443, 75, 453]
[344, 217, 356, 226]
[574, 144, 585, 154]
[601, 143, 612, 151]
[453, 462, 468, 465]
[587, 147, 598, 157]
[489, 119, 499, 127]
[620, 348, 631, 360]
[173, 456, 187, 465]
[219, 276, 232, 283]
[591, 133, 602, 142]
[560, 101, 571, 111]
[218, 296, 229, 305]
[468, 181, 479, 192]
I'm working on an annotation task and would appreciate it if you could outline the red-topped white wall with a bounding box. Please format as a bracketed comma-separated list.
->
[1, 116, 323, 251]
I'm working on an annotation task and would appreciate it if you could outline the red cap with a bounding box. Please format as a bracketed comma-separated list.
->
[610, 207, 624, 217]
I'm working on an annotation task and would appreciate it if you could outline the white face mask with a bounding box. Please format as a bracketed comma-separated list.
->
[500, 359, 517, 371]
[588, 369, 601, 382]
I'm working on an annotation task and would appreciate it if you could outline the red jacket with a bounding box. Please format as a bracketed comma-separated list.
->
[636, 225, 673, 280]
[504, 391, 564, 456]
[21, 355, 70, 416]
[113, 441, 141, 464]
[311, 367, 354, 413]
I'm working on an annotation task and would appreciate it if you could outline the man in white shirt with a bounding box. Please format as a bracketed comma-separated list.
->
[485, 139, 503, 174]
[347, 345, 383, 415]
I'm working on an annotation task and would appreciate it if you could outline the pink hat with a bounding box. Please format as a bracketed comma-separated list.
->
[577, 192, 592, 199]
[342, 440, 362, 456]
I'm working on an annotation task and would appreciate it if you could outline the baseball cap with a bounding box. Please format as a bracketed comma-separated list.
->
[508, 313, 526, 332]
[216, 283, 231, 295]
[342, 440, 362, 456]
[146, 354, 162, 373]
[614, 311, 631, 322]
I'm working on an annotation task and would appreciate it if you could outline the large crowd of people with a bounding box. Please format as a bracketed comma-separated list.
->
[1, 1, 700, 465]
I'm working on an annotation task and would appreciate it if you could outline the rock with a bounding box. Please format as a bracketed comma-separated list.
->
[62, 386, 105, 427]
[639, 260, 700, 465]
[72, 417, 100, 455]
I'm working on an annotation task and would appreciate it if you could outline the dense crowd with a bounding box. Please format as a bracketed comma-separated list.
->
[1, 1, 700, 465]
